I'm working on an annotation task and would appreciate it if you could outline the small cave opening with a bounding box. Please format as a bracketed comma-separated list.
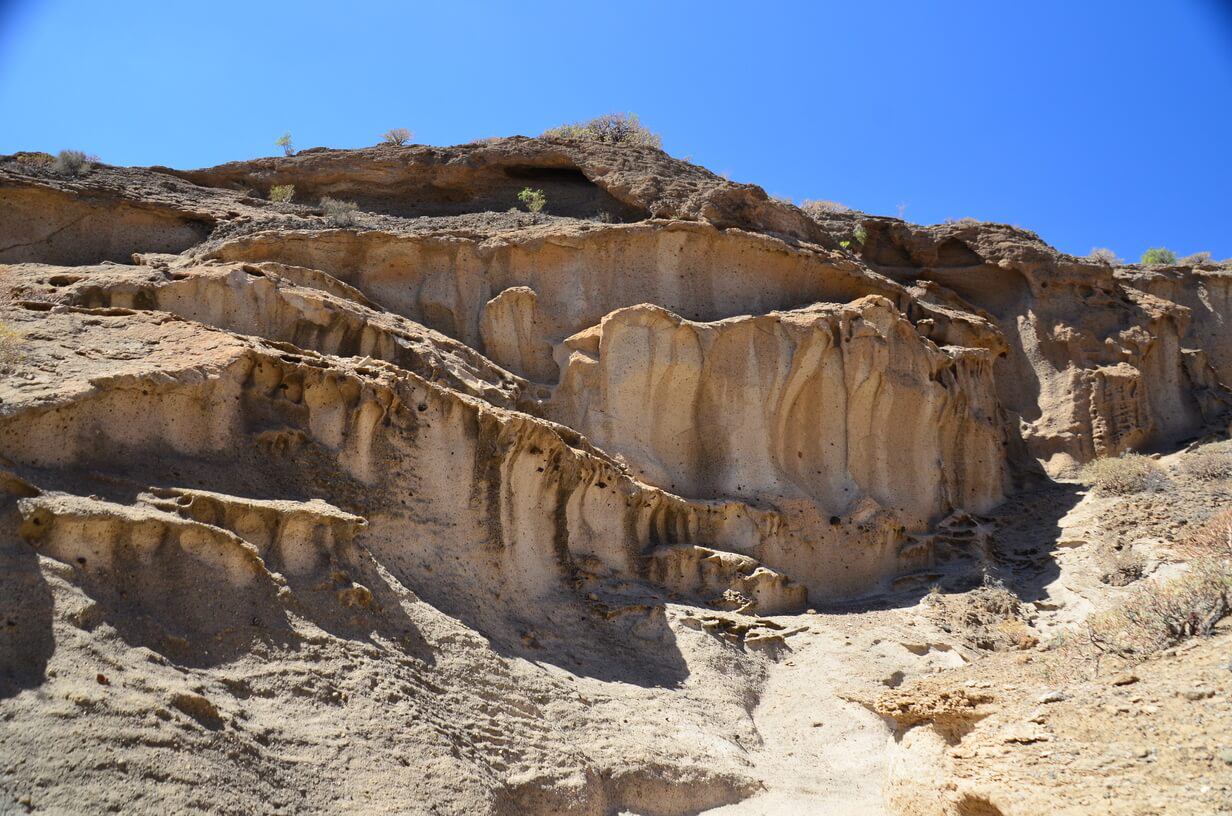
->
[499, 164, 649, 222]
[934, 238, 984, 267]
[288, 162, 652, 223]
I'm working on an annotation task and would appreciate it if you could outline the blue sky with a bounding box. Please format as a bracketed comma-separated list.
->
[1, 1, 1229, 260]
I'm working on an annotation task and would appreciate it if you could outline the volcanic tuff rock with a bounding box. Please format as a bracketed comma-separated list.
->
[1, 137, 1229, 814]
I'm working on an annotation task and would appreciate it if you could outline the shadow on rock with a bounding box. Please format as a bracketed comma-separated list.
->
[0, 511, 54, 699]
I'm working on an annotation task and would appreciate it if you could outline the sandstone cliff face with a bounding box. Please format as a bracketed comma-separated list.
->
[0, 139, 1228, 815]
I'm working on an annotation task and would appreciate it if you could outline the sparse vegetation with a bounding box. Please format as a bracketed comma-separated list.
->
[0, 322, 24, 365]
[923, 578, 1036, 650]
[1140, 247, 1176, 266]
[52, 149, 96, 177]
[1085, 558, 1230, 659]
[382, 128, 412, 146]
[1079, 453, 1164, 495]
[1179, 251, 1212, 266]
[13, 151, 54, 171]
[944, 217, 981, 227]
[591, 211, 613, 223]
[1178, 506, 1232, 561]
[269, 184, 295, 203]
[1181, 442, 1232, 482]
[1088, 247, 1121, 265]
[320, 196, 359, 227]
[276, 132, 295, 157]
[542, 113, 662, 148]
[800, 200, 851, 218]
[853, 224, 868, 245]
[517, 187, 546, 214]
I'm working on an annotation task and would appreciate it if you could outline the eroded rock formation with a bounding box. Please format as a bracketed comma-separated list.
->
[1, 138, 1229, 814]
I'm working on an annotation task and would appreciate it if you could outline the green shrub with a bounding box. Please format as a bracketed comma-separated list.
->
[320, 196, 359, 227]
[52, 149, 95, 177]
[853, 224, 868, 245]
[382, 128, 412, 146]
[269, 184, 295, 203]
[276, 132, 295, 157]
[517, 187, 546, 214]
[1088, 247, 1120, 265]
[1079, 453, 1164, 495]
[1140, 247, 1176, 266]
[542, 113, 662, 148]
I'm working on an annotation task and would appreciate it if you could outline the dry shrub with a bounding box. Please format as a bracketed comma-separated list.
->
[800, 199, 851, 218]
[1177, 507, 1232, 561]
[268, 184, 295, 203]
[1086, 560, 1230, 659]
[52, 149, 96, 177]
[382, 128, 412, 146]
[1181, 443, 1232, 481]
[925, 580, 1034, 650]
[320, 197, 359, 227]
[1088, 247, 1121, 265]
[1079, 453, 1163, 495]
[1178, 251, 1212, 266]
[542, 113, 662, 148]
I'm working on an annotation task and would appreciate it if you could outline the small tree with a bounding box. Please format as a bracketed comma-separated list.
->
[542, 113, 662, 148]
[1140, 247, 1176, 266]
[269, 184, 295, 203]
[518, 187, 546, 214]
[382, 128, 412, 146]
[1088, 247, 1121, 265]
[276, 132, 295, 157]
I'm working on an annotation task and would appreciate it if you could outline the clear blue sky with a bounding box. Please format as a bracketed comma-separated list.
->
[2, 1, 1230, 260]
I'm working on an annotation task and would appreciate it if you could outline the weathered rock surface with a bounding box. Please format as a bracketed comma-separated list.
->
[0, 138, 1228, 815]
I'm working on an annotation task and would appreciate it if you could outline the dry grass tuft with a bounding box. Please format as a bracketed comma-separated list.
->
[0, 322, 24, 365]
[800, 200, 851, 218]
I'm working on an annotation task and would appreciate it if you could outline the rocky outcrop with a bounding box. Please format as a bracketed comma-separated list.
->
[550, 297, 1006, 523]
[859, 218, 1230, 472]
[200, 221, 905, 383]
[161, 137, 826, 240]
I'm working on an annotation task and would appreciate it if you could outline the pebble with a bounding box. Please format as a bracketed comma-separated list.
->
[1219, 749, 1232, 766]
[1110, 672, 1139, 686]
[1038, 690, 1067, 704]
